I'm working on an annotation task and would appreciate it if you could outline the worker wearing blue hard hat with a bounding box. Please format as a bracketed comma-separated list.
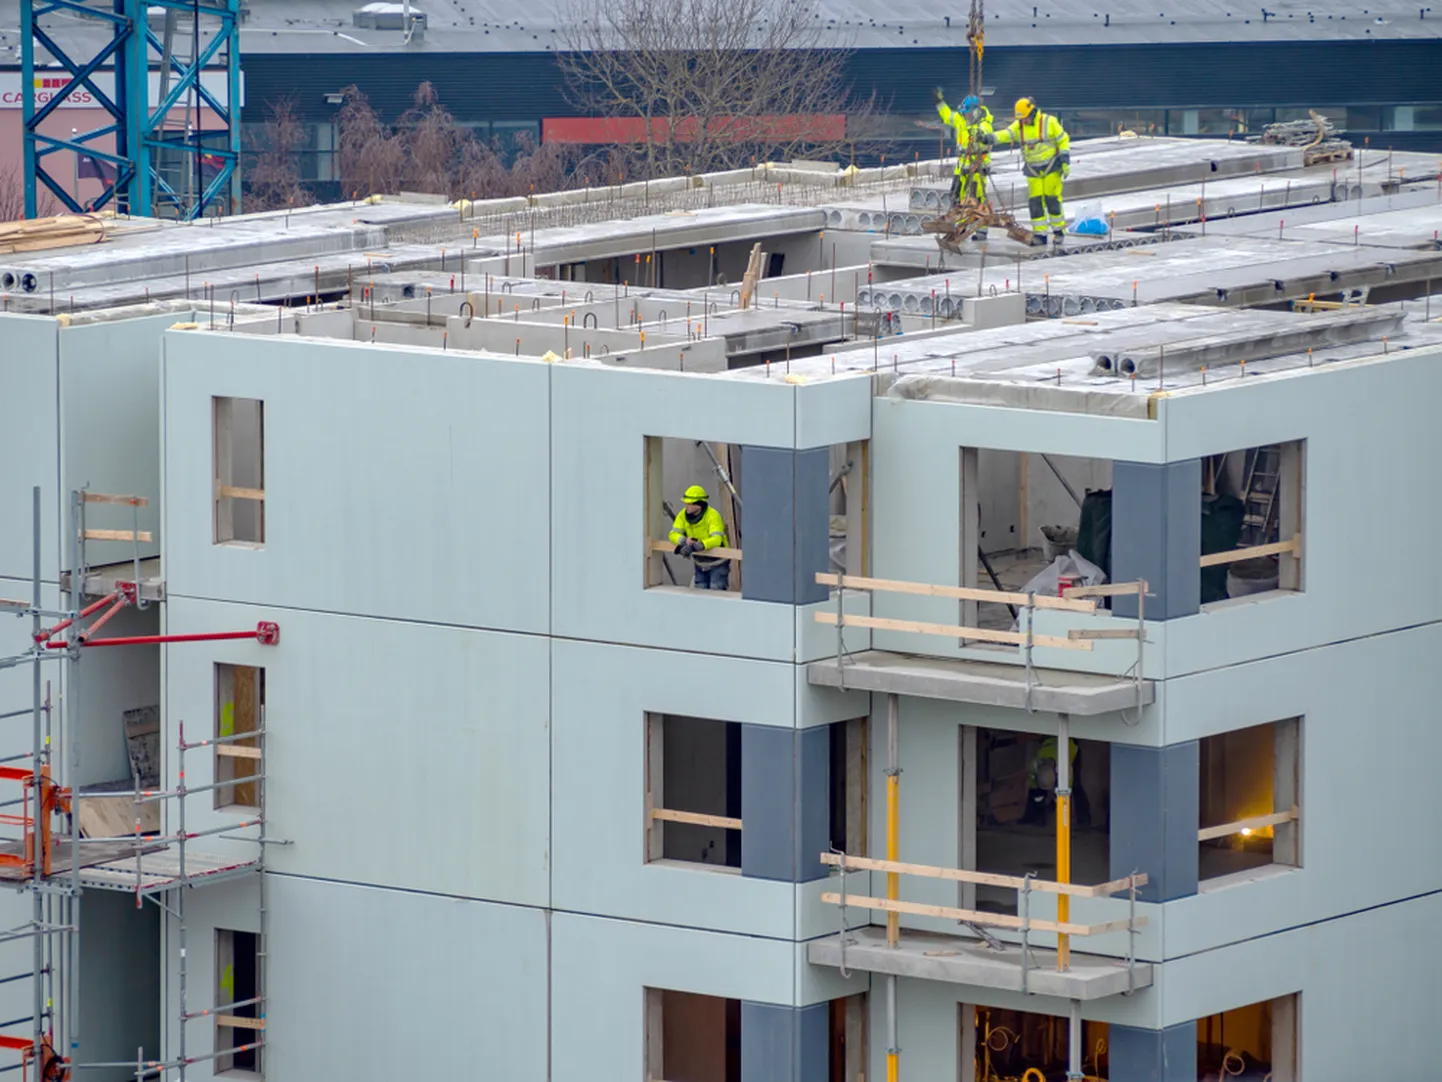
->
[933, 87, 994, 239]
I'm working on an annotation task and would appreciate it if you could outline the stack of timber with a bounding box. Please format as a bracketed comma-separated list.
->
[0, 213, 107, 255]
[1256, 110, 1353, 166]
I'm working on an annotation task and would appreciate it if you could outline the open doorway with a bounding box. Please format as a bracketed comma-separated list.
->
[645, 437, 744, 593]
[645, 713, 743, 870]
[1197, 994, 1299, 1081]
[1199, 718, 1301, 883]
[964, 1003, 1109, 1081]
[970, 727, 1110, 913]
[645, 989, 741, 1082]
[960, 449, 1114, 637]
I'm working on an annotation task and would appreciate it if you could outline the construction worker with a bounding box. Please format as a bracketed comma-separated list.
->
[933, 89, 994, 238]
[669, 485, 731, 591]
[984, 97, 1071, 246]
[1022, 736, 1089, 825]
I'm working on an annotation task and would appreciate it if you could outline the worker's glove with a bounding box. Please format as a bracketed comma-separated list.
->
[1059, 153, 1071, 179]
[673, 541, 688, 555]
[688, 539, 706, 554]
[978, 130, 996, 146]
[933, 86, 945, 105]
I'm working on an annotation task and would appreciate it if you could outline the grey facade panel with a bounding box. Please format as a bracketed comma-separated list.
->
[794, 446, 831, 606]
[741, 444, 798, 604]
[740, 724, 831, 883]
[1110, 741, 1200, 902]
[741, 1001, 828, 1082]
[1109, 1020, 1198, 1082]
[1112, 459, 1201, 620]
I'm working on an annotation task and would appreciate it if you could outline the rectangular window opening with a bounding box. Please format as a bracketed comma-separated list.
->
[1198, 994, 1300, 1082]
[645, 436, 742, 594]
[826, 441, 870, 585]
[970, 726, 1111, 913]
[963, 1003, 1110, 1080]
[645, 988, 741, 1082]
[961, 448, 1114, 648]
[1201, 440, 1305, 607]
[213, 396, 266, 546]
[1199, 718, 1302, 882]
[215, 929, 262, 1077]
[645, 713, 742, 871]
[215, 664, 264, 812]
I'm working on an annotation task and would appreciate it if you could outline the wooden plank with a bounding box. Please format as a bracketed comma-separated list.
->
[1063, 582, 1146, 599]
[818, 892, 1146, 937]
[217, 485, 266, 502]
[1197, 807, 1297, 843]
[1198, 535, 1300, 569]
[649, 540, 743, 562]
[78, 796, 159, 839]
[215, 1015, 265, 1031]
[83, 529, 152, 542]
[651, 807, 743, 830]
[820, 852, 1147, 898]
[216, 745, 262, 761]
[82, 493, 149, 507]
[813, 611, 1091, 652]
[1067, 627, 1142, 640]
[0, 599, 29, 612]
[815, 572, 1097, 614]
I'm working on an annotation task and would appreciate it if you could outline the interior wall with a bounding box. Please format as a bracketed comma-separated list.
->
[662, 990, 733, 1082]
[661, 715, 737, 866]
[69, 604, 159, 789]
[164, 596, 551, 906]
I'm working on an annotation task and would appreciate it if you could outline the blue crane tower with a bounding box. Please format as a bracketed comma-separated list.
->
[21, 0, 242, 220]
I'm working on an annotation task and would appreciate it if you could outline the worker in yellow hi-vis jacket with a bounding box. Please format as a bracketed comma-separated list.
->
[984, 97, 1072, 247]
[934, 89, 995, 230]
[668, 484, 731, 590]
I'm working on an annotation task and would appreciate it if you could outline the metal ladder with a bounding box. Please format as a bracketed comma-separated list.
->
[1240, 445, 1282, 547]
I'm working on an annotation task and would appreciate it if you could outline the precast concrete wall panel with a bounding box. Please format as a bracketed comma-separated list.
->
[160, 332, 551, 632]
[226, 876, 547, 1082]
[1156, 620, 1442, 959]
[550, 637, 799, 936]
[551, 912, 798, 1082]
[549, 363, 799, 660]
[163, 598, 551, 906]
[1159, 349, 1442, 675]
[792, 374, 872, 452]
[59, 314, 171, 568]
[0, 315, 61, 582]
[79, 889, 160, 1082]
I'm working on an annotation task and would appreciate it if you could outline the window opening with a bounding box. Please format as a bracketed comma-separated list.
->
[215, 664, 264, 811]
[645, 714, 742, 870]
[213, 397, 266, 546]
[215, 929, 262, 1076]
[1199, 718, 1301, 881]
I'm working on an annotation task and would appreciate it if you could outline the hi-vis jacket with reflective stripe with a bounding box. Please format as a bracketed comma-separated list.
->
[937, 102, 993, 170]
[669, 507, 729, 565]
[992, 112, 1070, 174]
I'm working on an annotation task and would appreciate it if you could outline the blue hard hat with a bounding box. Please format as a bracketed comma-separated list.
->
[961, 95, 980, 112]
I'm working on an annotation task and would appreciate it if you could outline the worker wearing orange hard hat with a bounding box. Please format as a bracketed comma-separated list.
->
[983, 96, 1072, 247]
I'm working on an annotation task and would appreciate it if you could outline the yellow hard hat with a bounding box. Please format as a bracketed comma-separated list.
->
[683, 484, 710, 503]
[1014, 96, 1036, 120]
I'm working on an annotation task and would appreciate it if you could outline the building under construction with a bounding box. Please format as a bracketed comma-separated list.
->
[1, 129, 1440, 1081]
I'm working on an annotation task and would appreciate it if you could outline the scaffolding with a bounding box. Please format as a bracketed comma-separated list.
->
[0, 486, 278, 1081]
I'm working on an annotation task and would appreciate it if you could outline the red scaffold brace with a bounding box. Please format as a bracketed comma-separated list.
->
[35, 584, 279, 650]
[0, 1033, 69, 1080]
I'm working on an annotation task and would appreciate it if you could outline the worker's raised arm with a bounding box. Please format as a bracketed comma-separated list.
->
[934, 87, 955, 126]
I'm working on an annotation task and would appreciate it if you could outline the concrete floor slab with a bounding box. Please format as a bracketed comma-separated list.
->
[807, 650, 1153, 715]
[808, 925, 1152, 999]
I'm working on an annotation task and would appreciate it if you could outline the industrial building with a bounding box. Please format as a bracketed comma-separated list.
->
[1, 132, 1441, 1081]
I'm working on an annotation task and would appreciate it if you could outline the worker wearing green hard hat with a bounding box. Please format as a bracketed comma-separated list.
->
[668, 485, 732, 590]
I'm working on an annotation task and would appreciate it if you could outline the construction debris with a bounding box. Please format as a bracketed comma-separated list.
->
[1256, 109, 1354, 167]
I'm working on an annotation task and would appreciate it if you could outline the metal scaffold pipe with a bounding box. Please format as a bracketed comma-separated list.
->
[1067, 1000, 1083, 1081]
[1055, 712, 1072, 972]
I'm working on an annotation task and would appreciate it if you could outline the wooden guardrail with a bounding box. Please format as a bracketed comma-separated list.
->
[1198, 535, 1301, 569]
[818, 852, 1147, 985]
[1197, 806, 1297, 843]
[649, 540, 742, 562]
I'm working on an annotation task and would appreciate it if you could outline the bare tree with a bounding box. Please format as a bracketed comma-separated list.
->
[0, 166, 61, 223]
[556, 0, 881, 178]
[244, 97, 316, 212]
[336, 85, 407, 198]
